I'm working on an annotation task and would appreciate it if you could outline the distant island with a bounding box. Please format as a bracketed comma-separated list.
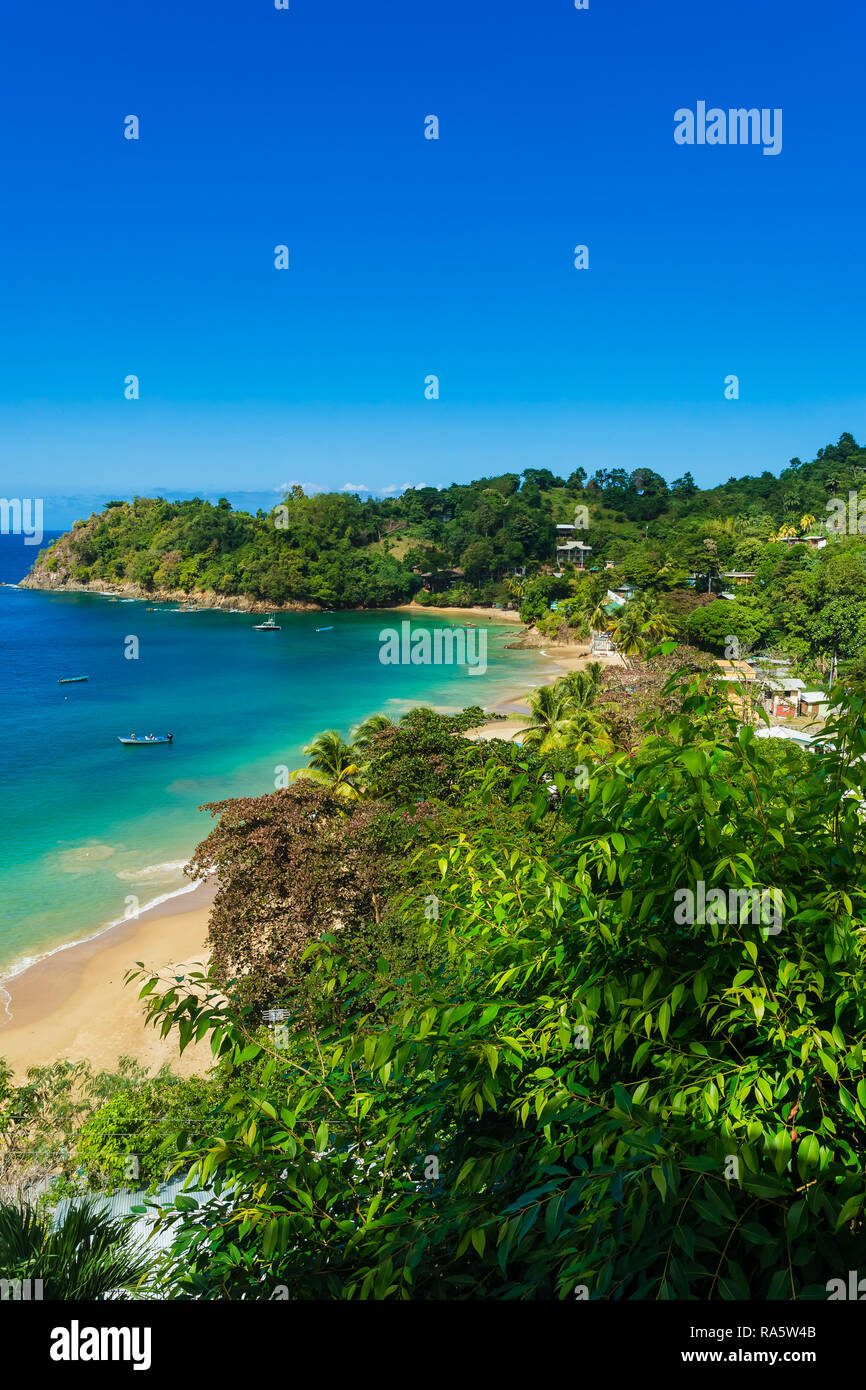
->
[20, 432, 866, 676]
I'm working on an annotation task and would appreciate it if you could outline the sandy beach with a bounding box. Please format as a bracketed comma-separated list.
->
[0, 883, 215, 1079]
[0, 621, 610, 1079]
[467, 636, 622, 740]
[392, 602, 525, 623]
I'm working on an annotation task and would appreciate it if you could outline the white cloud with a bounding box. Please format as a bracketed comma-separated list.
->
[342, 483, 369, 492]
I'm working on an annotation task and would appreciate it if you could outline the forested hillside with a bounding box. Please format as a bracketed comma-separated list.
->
[22, 433, 866, 671]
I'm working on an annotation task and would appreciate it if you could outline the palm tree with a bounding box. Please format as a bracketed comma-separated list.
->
[290, 730, 360, 799]
[799, 513, 816, 533]
[771, 524, 798, 542]
[0, 1198, 151, 1300]
[608, 604, 648, 659]
[588, 598, 612, 634]
[636, 599, 677, 645]
[560, 662, 604, 707]
[350, 713, 396, 754]
[515, 684, 581, 753]
[604, 596, 676, 664]
[516, 681, 612, 754]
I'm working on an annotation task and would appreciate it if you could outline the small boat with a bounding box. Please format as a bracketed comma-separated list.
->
[59, 676, 89, 684]
[253, 615, 281, 630]
[118, 734, 174, 745]
[315, 626, 334, 632]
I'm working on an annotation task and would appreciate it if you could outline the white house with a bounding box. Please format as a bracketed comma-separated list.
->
[554, 539, 592, 571]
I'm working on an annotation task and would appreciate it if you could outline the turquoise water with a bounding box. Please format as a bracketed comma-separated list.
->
[0, 535, 548, 981]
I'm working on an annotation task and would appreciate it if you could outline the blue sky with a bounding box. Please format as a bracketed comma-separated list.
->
[0, 0, 863, 515]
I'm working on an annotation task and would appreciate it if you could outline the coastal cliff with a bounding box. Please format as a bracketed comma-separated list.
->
[18, 566, 321, 614]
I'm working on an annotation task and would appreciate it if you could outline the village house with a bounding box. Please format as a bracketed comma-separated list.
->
[417, 566, 464, 592]
[778, 534, 827, 550]
[747, 653, 795, 679]
[712, 659, 759, 718]
[754, 726, 816, 750]
[761, 677, 806, 718]
[798, 689, 830, 719]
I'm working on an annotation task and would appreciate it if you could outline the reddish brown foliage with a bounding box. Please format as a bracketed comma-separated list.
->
[187, 782, 427, 1009]
[601, 645, 716, 751]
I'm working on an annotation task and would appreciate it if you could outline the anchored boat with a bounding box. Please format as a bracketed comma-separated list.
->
[253, 615, 281, 630]
[118, 734, 174, 745]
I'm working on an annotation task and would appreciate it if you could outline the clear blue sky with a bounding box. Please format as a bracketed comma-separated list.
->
[1, 0, 863, 510]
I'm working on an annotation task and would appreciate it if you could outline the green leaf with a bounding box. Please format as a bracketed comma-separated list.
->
[771, 1129, 792, 1176]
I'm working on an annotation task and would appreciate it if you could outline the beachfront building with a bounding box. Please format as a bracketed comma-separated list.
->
[607, 583, 636, 603]
[589, 590, 625, 655]
[590, 629, 617, 655]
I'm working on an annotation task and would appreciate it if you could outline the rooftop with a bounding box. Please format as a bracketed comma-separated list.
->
[765, 678, 806, 692]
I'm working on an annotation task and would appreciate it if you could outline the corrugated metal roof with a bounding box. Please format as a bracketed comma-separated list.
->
[53, 1176, 214, 1255]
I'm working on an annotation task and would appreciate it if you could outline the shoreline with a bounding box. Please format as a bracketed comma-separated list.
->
[0, 881, 216, 1079]
[0, 870, 206, 1001]
[468, 639, 614, 740]
[0, 617, 595, 1078]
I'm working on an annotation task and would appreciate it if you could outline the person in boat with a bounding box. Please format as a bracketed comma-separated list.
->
[167, 733, 173, 742]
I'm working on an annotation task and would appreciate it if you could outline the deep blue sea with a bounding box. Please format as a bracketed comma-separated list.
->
[0, 534, 548, 984]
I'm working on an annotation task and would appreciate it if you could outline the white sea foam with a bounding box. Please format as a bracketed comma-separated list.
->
[115, 859, 188, 884]
[0, 873, 207, 1020]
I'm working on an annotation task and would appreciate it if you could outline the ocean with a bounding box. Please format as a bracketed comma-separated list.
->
[0, 533, 549, 988]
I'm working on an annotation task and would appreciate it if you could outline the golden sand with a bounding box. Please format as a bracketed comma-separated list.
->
[0, 887, 215, 1080]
